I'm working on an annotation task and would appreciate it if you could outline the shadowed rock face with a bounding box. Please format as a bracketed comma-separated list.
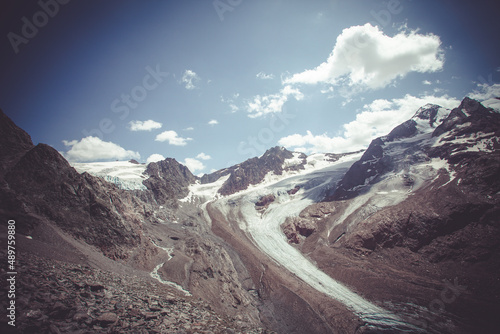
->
[0, 108, 34, 176]
[3, 142, 143, 259]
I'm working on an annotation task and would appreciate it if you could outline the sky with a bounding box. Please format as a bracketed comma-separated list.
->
[1, 0, 499, 175]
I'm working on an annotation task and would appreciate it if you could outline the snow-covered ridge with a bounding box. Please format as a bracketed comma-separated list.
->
[184, 152, 364, 203]
[71, 161, 148, 190]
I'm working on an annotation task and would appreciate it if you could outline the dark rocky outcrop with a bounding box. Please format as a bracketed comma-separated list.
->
[143, 158, 196, 206]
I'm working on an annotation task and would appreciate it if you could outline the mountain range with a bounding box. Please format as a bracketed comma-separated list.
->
[0, 96, 499, 333]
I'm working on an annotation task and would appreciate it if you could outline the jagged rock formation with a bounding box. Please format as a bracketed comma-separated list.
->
[143, 158, 197, 207]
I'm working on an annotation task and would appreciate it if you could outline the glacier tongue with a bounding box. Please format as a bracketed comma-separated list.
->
[71, 161, 148, 190]
[207, 153, 421, 331]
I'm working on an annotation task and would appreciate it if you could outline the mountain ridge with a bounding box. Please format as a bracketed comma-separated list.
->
[1, 96, 499, 333]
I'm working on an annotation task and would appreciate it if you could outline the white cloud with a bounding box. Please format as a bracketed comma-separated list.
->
[208, 119, 219, 126]
[256, 72, 275, 80]
[422, 80, 432, 85]
[146, 153, 165, 164]
[155, 130, 192, 146]
[247, 85, 304, 118]
[469, 83, 500, 101]
[278, 94, 460, 154]
[63, 136, 140, 162]
[229, 104, 239, 113]
[181, 69, 200, 90]
[196, 152, 211, 160]
[183, 158, 205, 173]
[184, 127, 194, 131]
[129, 120, 162, 131]
[283, 24, 444, 91]
[469, 83, 500, 111]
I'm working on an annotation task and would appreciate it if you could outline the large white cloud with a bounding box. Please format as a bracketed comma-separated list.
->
[155, 130, 192, 146]
[129, 120, 162, 131]
[247, 85, 304, 118]
[278, 94, 460, 154]
[63, 137, 140, 162]
[284, 24, 444, 90]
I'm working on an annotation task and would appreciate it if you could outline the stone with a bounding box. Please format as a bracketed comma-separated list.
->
[96, 312, 118, 325]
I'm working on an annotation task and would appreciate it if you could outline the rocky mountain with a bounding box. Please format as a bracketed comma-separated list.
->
[291, 97, 500, 333]
[143, 158, 197, 207]
[1, 97, 499, 334]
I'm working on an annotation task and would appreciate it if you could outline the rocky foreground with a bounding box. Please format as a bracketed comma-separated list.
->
[0, 249, 273, 334]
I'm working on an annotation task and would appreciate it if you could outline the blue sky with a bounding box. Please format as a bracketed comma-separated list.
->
[1, 0, 499, 175]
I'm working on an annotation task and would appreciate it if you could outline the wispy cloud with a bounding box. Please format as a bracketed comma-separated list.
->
[129, 119, 162, 131]
[229, 104, 239, 113]
[63, 137, 140, 162]
[469, 83, 500, 111]
[283, 24, 444, 91]
[155, 130, 192, 146]
[208, 119, 219, 125]
[181, 69, 200, 90]
[256, 72, 275, 80]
